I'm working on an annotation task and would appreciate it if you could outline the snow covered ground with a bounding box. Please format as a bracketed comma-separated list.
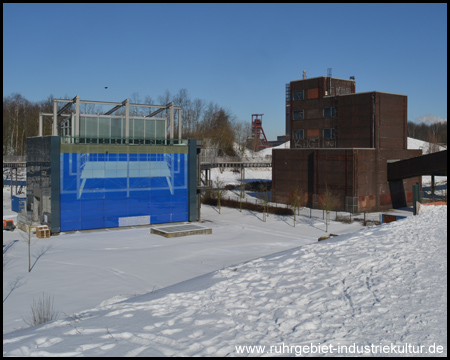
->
[3, 197, 447, 356]
[2, 187, 372, 335]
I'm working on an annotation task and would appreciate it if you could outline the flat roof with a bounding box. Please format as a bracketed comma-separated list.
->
[291, 76, 355, 83]
[332, 90, 407, 97]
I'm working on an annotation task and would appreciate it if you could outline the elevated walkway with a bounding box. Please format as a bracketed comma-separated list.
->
[3, 156, 27, 168]
[387, 150, 447, 181]
[387, 150, 447, 209]
[200, 155, 272, 170]
[199, 157, 272, 189]
[201, 160, 271, 170]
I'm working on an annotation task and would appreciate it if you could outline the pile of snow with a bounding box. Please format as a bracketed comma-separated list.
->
[233, 141, 290, 161]
[407, 137, 446, 152]
[3, 205, 447, 356]
[256, 140, 290, 158]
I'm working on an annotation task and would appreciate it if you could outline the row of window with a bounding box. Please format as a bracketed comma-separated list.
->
[293, 128, 335, 140]
[293, 107, 335, 120]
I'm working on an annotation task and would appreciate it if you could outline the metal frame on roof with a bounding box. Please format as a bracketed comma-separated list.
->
[41, 96, 183, 142]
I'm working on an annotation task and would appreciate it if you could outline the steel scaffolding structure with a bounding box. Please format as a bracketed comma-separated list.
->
[39, 96, 183, 143]
[249, 114, 269, 152]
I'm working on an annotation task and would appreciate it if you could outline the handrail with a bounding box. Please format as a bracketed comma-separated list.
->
[59, 136, 189, 146]
[3, 155, 27, 163]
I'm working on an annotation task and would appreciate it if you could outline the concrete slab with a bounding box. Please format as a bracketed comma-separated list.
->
[151, 223, 212, 238]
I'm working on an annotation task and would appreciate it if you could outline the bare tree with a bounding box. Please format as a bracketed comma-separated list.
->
[80, 102, 103, 115]
[257, 182, 271, 222]
[213, 176, 227, 214]
[426, 133, 440, 154]
[173, 89, 193, 138]
[190, 98, 205, 137]
[289, 183, 306, 227]
[319, 184, 339, 233]
[16, 215, 35, 272]
[129, 92, 143, 117]
[407, 120, 447, 146]
[208, 108, 236, 156]
[234, 120, 252, 159]
[3, 93, 33, 155]
[200, 101, 220, 137]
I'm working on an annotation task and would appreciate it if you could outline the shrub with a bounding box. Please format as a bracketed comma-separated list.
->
[245, 181, 272, 192]
[335, 214, 353, 224]
[271, 207, 293, 216]
[23, 293, 58, 327]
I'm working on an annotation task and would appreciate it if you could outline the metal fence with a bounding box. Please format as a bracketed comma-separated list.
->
[345, 196, 359, 214]
[210, 193, 382, 224]
[3, 155, 27, 163]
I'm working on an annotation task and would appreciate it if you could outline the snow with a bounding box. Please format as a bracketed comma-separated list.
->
[3, 188, 447, 356]
[407, 137, 446, 153]
[2, 137, 447, 356]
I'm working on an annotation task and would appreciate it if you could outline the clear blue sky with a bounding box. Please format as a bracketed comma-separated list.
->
[3, 3, 447, 140]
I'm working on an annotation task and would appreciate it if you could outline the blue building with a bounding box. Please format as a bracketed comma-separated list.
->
[25, 97, 199, 233]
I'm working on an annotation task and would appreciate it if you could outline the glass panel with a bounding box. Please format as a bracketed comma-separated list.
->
[145, 119, 156, 139]
[134, 118, 144, 139]
[85, 116, 98, 138]
[111, 118, 122, 139]
[155, 120, 165, 139]
[99, 117, 110, 139]
[78, 115, 170, 142]
[80, 116, 86, 137]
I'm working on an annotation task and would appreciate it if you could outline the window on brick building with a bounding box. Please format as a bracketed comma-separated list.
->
[293, 110, 304, 120]
[293, 129, 304, 140]
[293, 90, 304, 101]
[323, 107, 335, 118]
[324, 128, 335, 139]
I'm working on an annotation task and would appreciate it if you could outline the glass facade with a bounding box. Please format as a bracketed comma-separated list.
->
[78, 115, 166, 144]
[59, 145, 189, 231]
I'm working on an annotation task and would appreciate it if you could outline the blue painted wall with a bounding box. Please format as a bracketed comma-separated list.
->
[60, 151, 189, 231]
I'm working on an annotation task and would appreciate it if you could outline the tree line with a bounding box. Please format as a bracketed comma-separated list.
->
[4, 90, 447, 157]
[407, 121, 447, 150]
[3, 90, 253, 157]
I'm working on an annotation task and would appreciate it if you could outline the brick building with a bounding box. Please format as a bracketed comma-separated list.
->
[273, 76, 421, 213]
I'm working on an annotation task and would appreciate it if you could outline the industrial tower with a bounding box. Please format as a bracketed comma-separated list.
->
[250, 114, 269, 152]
